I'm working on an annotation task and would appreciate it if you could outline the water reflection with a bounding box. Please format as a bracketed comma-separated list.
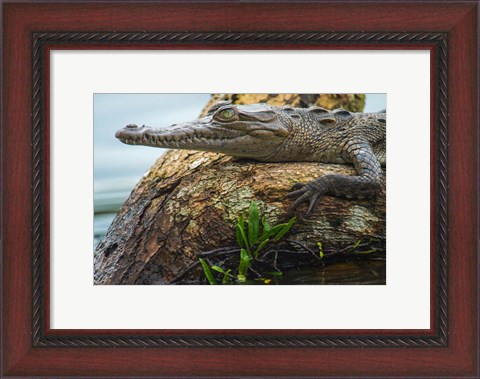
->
[272, 260, 386, 285]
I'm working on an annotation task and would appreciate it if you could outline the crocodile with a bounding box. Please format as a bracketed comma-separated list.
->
[115, 101, 386, 215]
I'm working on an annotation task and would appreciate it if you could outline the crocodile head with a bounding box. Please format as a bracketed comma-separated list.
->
[115, 102, 289, 160]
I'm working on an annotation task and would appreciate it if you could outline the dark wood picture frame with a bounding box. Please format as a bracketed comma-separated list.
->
[2, 1, 478, 377]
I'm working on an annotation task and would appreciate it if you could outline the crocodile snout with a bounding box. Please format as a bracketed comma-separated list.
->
[115, 124, 150, 140]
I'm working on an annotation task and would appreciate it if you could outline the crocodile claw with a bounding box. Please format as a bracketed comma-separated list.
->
[286, 181, 323, 216]
[290, 182, 305, 191]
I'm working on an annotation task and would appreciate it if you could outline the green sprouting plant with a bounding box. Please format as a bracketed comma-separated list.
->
[351, 239, 376, 254]
[313, 238, 379, 260]
[236, 201, 296, 259]
[199, 258, 217, 285]
[317, 242, 324, 259]
[210, 265, 234, 284]
[200, 200, 296, 285]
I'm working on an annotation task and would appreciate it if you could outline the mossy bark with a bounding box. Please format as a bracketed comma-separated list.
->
[203, 93, 366, 113]
[94, 94, 385, 285]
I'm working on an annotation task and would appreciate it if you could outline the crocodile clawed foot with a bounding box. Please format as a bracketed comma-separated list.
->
[286, 181, 323, 216]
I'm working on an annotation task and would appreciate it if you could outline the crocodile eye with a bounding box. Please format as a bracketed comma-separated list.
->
[218, 108, 235, 120]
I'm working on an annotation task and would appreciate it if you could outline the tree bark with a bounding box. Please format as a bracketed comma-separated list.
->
[94, 94, 385, 285]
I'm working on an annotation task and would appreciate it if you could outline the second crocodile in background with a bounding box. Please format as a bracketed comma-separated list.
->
[115, 101, 386, 215]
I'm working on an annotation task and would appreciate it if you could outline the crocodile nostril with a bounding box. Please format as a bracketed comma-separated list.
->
[126, 124, 138, 129]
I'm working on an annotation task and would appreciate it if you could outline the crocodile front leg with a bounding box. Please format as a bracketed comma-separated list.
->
[287, 141, 383, 215]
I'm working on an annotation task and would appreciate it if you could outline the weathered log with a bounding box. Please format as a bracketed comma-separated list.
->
[94, 93, 385, 285]
[94, 150, 385, 284]
[203, 93, 366, 113]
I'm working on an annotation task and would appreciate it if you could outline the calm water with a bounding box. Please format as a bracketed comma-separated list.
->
[269, 260, 386, 285]
[94, 94, 386, 283]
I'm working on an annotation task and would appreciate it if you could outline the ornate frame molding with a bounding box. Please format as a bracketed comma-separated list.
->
[32, 31, 448, 348]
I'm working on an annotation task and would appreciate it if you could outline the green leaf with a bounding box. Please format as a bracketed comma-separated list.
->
[353, 240, 362, 249]
[253, 238, 270, 258]
[262, 217, 271, 234]
[273, 217, 296, 241]
[236, 214, 248, 249]
[236, 214, 250, 251]
[260, 220, 294, 241]
[237, 274, 246, 282]
[262, 223, 286, 239]
[248, 201, 260, 245]
[199, 258, 217, 285]
[222, 269, 232, 284]
[238, 248, 251, 277]
[210, 265, 224, 273]
[317, 242, 324, 259]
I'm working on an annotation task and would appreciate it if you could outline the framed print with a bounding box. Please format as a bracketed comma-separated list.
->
[2, 1, 478, 377]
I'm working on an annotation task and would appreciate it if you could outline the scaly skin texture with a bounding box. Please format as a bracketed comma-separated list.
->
[116, 101, 386, 214]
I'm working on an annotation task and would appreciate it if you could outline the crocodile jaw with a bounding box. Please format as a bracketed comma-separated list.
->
[115, 123, 239, 148]
[115, 122, 285, 159]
